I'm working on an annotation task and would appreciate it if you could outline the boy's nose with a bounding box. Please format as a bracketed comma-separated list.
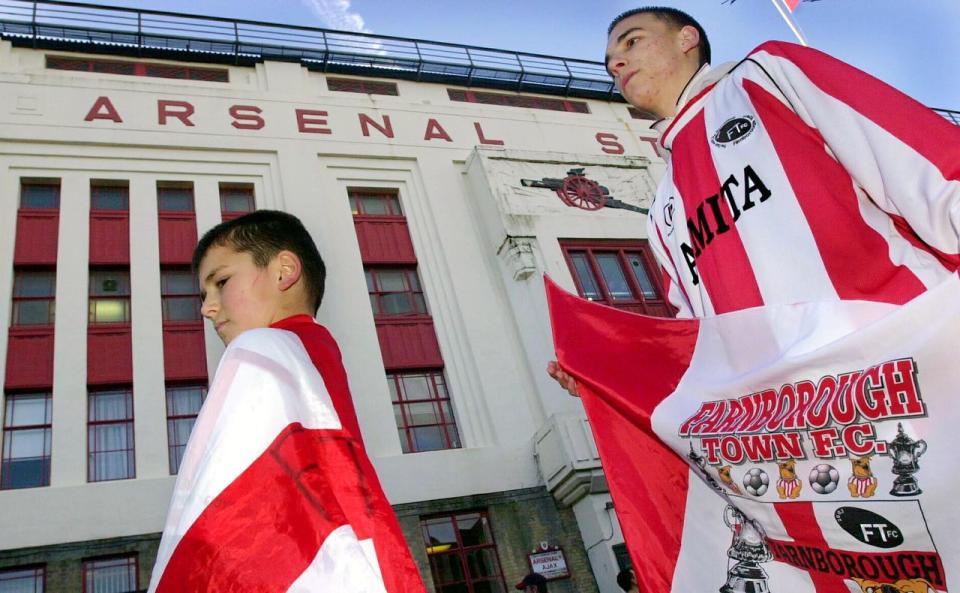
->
[200, 297, 218, 320]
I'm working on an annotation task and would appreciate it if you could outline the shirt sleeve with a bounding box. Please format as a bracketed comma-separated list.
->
[746, 41, 960, 265]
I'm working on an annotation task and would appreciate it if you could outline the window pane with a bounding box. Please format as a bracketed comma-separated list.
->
[89, 299, 130, 323]
[570, 253, 601, 300]
[7, 429, 46, 457]
[412, 294, 427, 314]
[1, 457, 49, 490]
[90, 391, 132, 421]
[12, 301, 53, 326]
[398, 428, 411, 454]
[167, 387, 205, 416]
[158, 187, 194, 212]
[411, 426, 445, 452]
[457, 513, 489, 547]
[162, 271, 197, 295]
[627, 253, 658, 299]
[85, 557, 136, 593]
[405, 401, 439, 426]
[163, 296, 201, 321]
[20, 185, 59, 209]
[595, 253, 632, 300]
[0, 567, 44, 593]
[472, 580, 505, 593]
[429, 554, 465, 583]
[91, 185, 129, 211]
[386, 376, 400, 403]
[220, 187, 254, 213]
[14, 273, 55, 297]
[360, 195, 389, 215]
[422, 517, 458, 548]
[400, 375, 431, 401]
[90, 271, 130, 296]
[6, 394, 51, 427]
[466, 549, 500, 579]
[377, 270, 409, 292]
[380, 293, 414, 315]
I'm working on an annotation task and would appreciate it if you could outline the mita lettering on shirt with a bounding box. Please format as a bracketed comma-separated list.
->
[677, 357, 926, 465]
[677, 165, 772, 285]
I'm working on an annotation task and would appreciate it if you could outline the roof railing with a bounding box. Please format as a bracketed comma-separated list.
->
[0, 0, 621, 100]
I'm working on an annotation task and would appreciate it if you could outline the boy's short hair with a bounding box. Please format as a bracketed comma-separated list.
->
[608, 7, 711, 67]
[192, 210, 326, 313]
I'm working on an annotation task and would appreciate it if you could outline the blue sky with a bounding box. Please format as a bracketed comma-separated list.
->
[60, 0, 959, 109]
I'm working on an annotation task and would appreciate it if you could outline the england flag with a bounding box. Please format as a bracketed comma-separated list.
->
[547, 275, 959, 592]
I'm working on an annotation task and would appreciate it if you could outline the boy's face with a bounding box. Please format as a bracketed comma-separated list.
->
[197, 244, 281, 345]
[605, 12, 690, 116]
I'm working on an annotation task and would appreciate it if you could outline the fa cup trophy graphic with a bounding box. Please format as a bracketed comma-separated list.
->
[721, 505, 773, 593]
[885, 422, 927, 496]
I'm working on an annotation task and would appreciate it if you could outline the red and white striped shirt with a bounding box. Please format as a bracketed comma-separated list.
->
[648, 41, 960, 318]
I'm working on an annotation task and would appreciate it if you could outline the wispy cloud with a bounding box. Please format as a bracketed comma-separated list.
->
[299, 0, 371, 33]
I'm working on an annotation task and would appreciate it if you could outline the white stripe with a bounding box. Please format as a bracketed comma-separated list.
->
[286, 527, 387, 593]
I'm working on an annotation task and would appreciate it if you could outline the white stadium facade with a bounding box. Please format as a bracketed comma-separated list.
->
[1, 2, 957, 592]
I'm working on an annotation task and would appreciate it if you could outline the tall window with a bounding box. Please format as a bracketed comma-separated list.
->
[88, 269, 131, 324]
[166, 384, 206, 474]
[82, 556, 137, 593]
[0, 566, 45, 593]
[389, 371, 460, 454]
[11, 270, 55, 326]
[87, 389, 134, 482]
[366, 268, 427, 316]
[90, 182, 129, 212]
[160, 268, 201, 322]
[1, 393, 52, 490]
[421, 512, 506, 593]
[219, 183, 255, 221]
[19, 182, 60, 210]
[561, 240, 672, 316]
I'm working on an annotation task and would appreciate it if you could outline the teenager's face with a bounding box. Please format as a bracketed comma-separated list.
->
[605, 13, 689, 115]
[198, 244, 279, 345]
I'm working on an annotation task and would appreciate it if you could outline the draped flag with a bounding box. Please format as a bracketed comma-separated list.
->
[546, 275, 959, 592]
[147, 317, 426, 593]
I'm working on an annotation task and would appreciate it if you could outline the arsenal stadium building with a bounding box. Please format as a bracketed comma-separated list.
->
[2, 2, 956, 593]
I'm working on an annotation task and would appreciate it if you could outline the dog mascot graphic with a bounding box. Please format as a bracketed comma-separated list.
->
[718, 465, 743, 495]
[775, 460, 802, 499]
[853, 577, 935, 592]
[848, 455, 879, 498]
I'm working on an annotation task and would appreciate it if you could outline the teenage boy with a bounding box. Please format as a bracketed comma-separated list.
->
[148, 210, 425, 593]
[549, 6, 960, 393]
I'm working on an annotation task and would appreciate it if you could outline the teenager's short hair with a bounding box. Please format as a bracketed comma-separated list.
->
[192, 210, 326, 313]
[608, 7, 711, 66]
[616, 568, 635, 592]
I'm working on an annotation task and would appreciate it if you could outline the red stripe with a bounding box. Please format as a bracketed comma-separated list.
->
[890, 212, 960, 271]
[774, 502, 850, 591]
[157, 424, 361, 592]
[754, 41, 960, 182]
[745, 79, 926, 304]
[546, 277, 699, 591]
[671, 111, 764, 313]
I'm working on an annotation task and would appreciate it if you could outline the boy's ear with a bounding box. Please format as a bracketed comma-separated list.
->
[275, 250, 303, 293]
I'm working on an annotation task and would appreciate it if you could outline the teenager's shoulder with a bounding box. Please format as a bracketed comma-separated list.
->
[225, 327, 311, 364]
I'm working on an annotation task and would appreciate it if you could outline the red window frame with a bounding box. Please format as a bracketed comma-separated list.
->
[47, 55, 228, 82]
[10, 269, 56, 327]
[420, 511, 507, 593]
[160, 267, 202, 323]
[165, 384, 207, 474]
[366, 267, 428, 317]
[388, 370, 460, 454]
[0, 565, 45, 592]
[87, 389, 135, 482]
[19, 182, 60, 210]
[90, 182, 130, 212]
[327, 77, 399, 96]
[560, 240, 673, 317]
[1, 392, 52, 490]
[81, 555, 138, 593]
[88, 268, 131, 325]
[447, 88, 590, 114]
[219, 183, 256, 220]
[350, 191, 404, 218]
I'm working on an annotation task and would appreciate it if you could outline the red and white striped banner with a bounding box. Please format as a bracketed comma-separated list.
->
[547, 275, 959, 592]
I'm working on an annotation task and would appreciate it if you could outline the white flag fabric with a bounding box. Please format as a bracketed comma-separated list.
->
[547, 274, 959, 592]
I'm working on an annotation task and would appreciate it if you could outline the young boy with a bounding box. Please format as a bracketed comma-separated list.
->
[148, 210, 426, 593]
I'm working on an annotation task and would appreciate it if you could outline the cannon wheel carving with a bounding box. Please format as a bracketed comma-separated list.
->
[557, 175, 606, 210]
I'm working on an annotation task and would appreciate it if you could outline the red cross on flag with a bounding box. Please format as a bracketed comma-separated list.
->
[785, 0, 802, 11]
[546, 275, 959, 592]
